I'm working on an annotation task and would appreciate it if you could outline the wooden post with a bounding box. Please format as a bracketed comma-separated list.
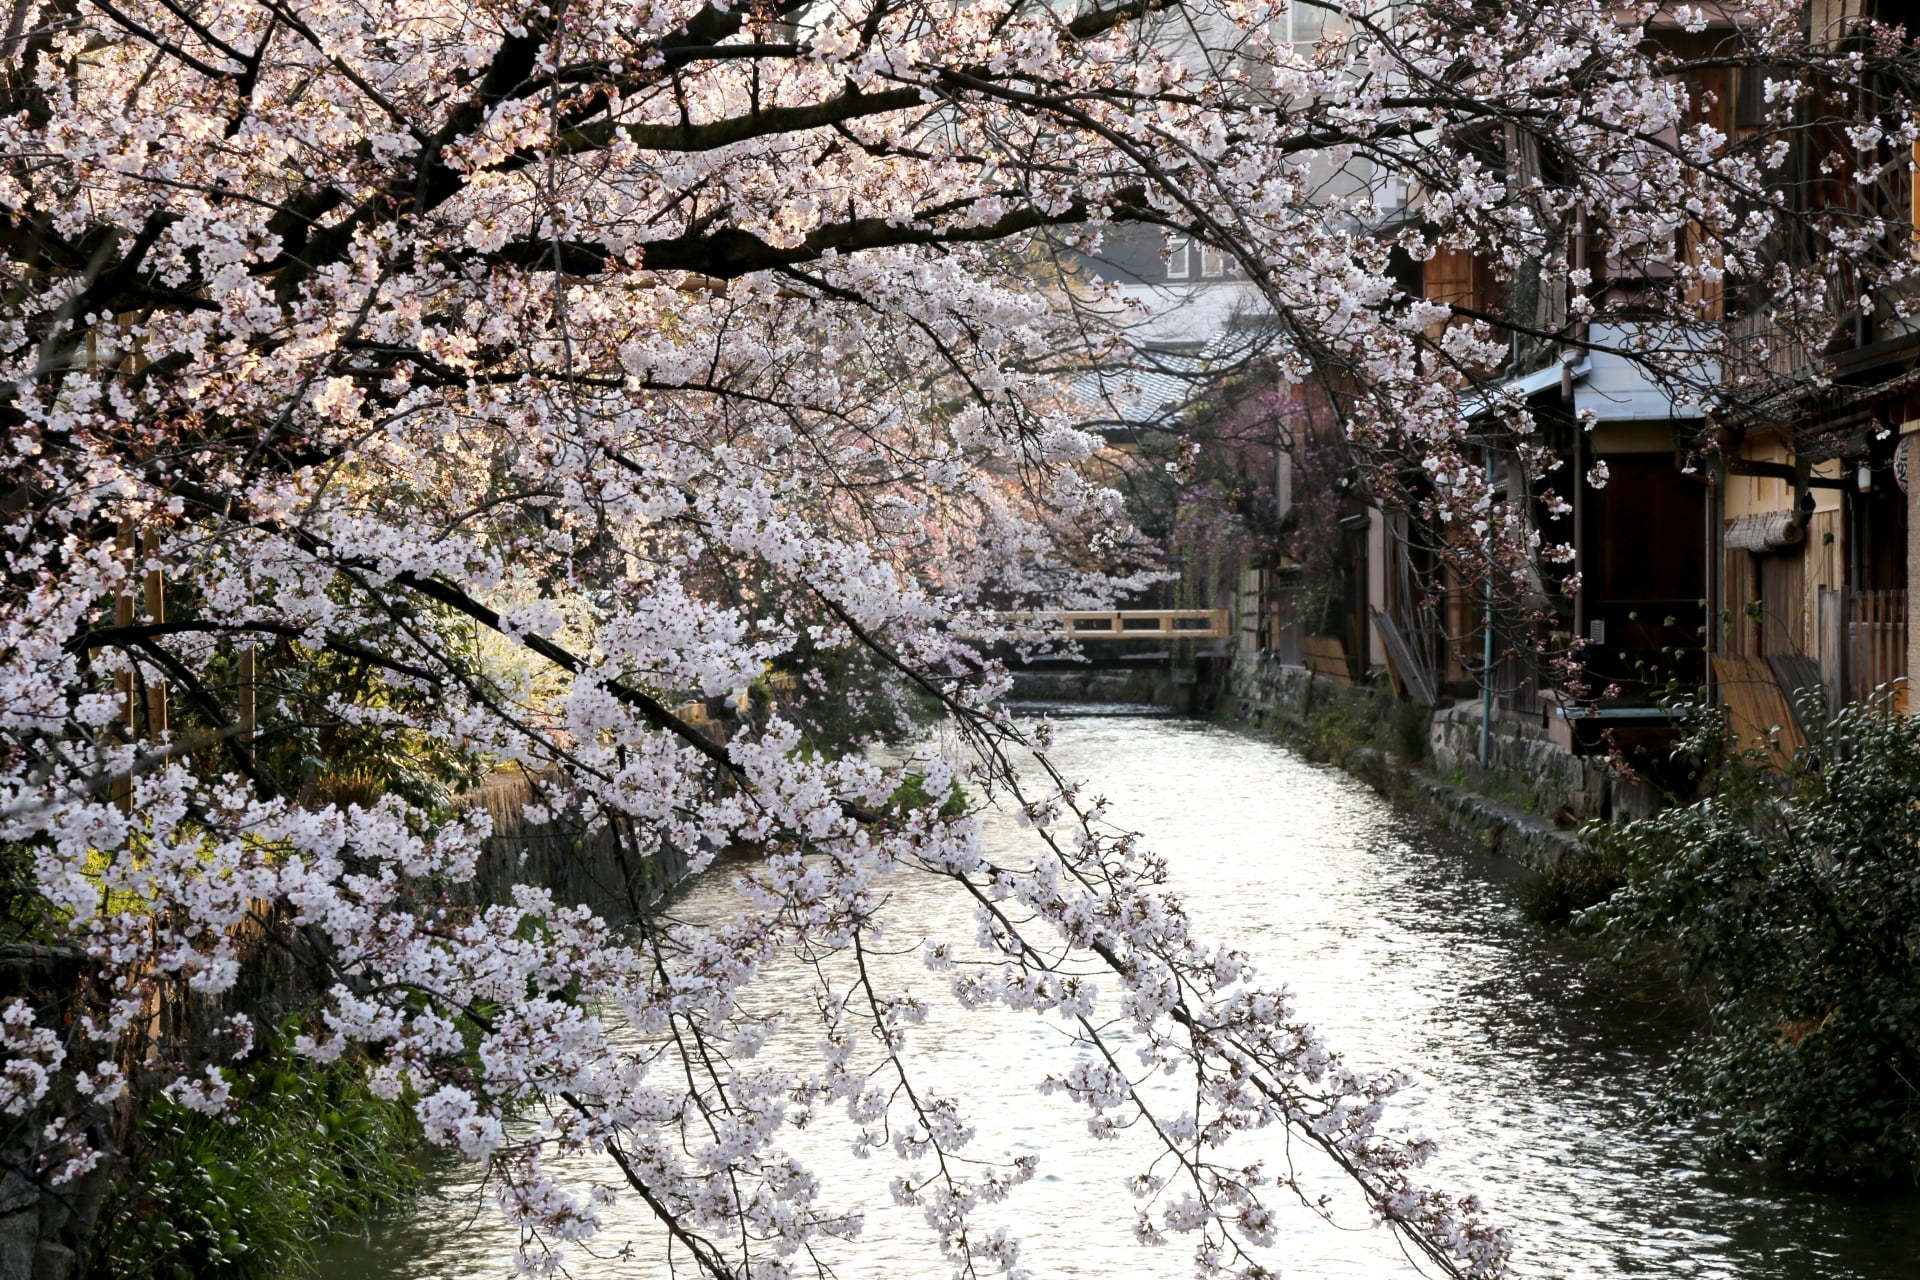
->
[140, 529, 167, 738]
[1867, 590, 1877, 699]
[114, 523, 136, 730]
[1905, 420, 1920, 712]
[1820, 587, 1845, 713]
[113, 521, 136, 811]
[237, 645, 256, 755]
[1900, 589, 1912, 714]
[1879, 592, 1890, 699]
[1910, 120, 1919, 257]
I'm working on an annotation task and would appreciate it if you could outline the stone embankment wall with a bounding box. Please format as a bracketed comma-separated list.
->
[1221, 651, 1660, 870]
[1427, 702, 1662, 828]
[462, 773, 695, 923]
[1223, 651, 1336, 726]
[461, 689, 752, 922]
[1008, 668, 1175, 704]
[1008, 651, 1225, 713]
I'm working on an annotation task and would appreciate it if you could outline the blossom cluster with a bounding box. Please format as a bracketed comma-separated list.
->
[1, 0, 1911, 1275]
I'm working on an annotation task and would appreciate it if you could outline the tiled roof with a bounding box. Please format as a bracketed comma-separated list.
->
[1069, 326, 1276, 431]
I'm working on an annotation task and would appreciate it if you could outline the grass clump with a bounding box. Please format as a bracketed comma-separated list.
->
[1274, 680, 1429, 781]
[95, 1026, 422, 1280]
[1516, 837, 1629, 928]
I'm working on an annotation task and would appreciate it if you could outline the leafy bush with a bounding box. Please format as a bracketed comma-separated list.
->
[886, 771, 971, 818]
[1586, 698, 1920, 1183]
[96, 1028, 422, 1280]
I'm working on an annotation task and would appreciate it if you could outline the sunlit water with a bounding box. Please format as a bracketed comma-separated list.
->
[316, 710, 1920, 1279]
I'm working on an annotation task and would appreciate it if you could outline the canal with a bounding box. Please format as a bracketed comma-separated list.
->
[318, 709, 1920, 1278]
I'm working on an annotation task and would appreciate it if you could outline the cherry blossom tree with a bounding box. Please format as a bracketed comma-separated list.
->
[1, 0, 1915, 1275]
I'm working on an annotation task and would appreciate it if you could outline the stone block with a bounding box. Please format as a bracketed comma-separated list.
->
[0, 1208, 37, 1280]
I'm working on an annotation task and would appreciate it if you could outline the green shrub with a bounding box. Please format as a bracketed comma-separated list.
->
[885, 771, 971, 818]
[96, 1028, 422, 1280]
[1585, 698, 1920, 1183]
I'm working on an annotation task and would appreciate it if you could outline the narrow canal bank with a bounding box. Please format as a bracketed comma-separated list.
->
[316, 711, 1920, 1279]
[1213, 654, 1589, 869]
[1014, 651, 1602, 869]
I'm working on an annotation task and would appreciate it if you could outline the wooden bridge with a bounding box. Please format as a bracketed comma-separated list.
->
[1027, 609, 1232, 640]
[987, 610, 1233, 674]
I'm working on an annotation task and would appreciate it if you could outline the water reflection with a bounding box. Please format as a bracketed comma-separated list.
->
[316, 713, 1920, 1278]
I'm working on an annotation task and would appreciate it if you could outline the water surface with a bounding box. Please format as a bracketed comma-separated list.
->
[317, 713, 1920, 1278]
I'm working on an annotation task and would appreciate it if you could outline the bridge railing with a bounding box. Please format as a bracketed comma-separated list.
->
[1045, 609, 1232, 640]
